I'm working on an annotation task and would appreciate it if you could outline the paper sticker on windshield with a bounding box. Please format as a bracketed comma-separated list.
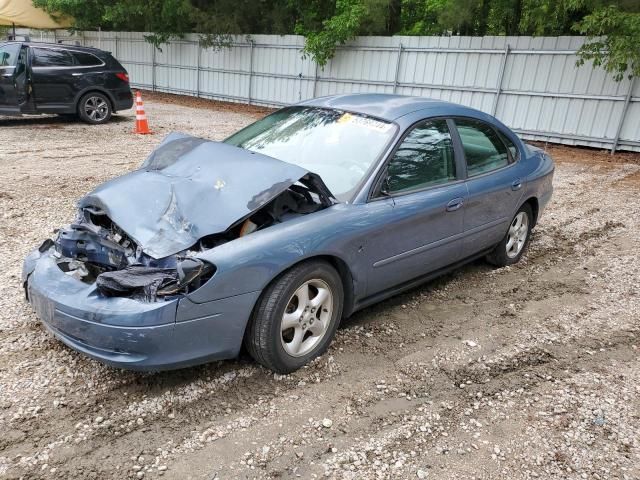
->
[337, 113, 353, 124]
[337, 113, 391, 132]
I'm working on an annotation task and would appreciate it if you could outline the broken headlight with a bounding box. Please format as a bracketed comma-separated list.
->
[95, 258, 216, 300]
[156, 258, 216, 296]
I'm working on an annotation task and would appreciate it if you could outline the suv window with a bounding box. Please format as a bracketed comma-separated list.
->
[72, 51, 103, 67]
[455, 119, 510, 177]
[32, 48, 74, 67]
[385, 119, 456, 194]
[0, 43, 20, 67]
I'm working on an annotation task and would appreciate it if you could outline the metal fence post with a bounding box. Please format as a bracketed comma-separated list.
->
[312, 62, 319, 98]
[196, 40, 201, 98]
[248, 41, 254, 105]
[491, 43, 510, 116]
[114, 34, 118, 60]
[611, 76, 635, 154]
[151, 43, 156, 92]
[392, 42, 403, 94]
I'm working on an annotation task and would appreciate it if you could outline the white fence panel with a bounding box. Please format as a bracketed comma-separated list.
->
[13, 29, 640, 152]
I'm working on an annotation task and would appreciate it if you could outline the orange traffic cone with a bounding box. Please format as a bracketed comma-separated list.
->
[133, 91, 152, 134]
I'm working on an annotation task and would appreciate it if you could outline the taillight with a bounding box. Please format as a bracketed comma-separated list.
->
[115, 72, 129, 83]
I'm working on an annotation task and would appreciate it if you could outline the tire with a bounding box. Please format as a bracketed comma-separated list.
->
[78, 92, 112, 124]
[245, 260, 344, 374]
[486, 203, 533, 267]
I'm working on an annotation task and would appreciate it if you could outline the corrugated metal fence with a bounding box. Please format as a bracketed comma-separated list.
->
[24, 30, 640, 152]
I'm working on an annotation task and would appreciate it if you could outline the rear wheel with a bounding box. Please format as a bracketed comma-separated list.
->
[78, 93, 112, 124]
[245, 260, 343, 373]
[487, 203, 533, 267]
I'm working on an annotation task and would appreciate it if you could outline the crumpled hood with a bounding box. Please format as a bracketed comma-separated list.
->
[79, 133, 310, 259]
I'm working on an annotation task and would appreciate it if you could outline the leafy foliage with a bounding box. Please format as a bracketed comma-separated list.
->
[575, 5, 640, 81]
[300, 0, 368, 66]
[31, 0, 640, 78]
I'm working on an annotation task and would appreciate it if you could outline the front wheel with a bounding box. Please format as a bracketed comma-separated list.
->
[487, 203, 533, 267]
[245, 260, 344, 373]
[78, 93, 112, 124]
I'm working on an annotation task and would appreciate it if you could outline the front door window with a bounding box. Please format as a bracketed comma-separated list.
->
[0, 43, 20, 67]
[385, 119, 456, 194]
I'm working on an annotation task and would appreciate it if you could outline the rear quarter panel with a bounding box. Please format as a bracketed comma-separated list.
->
[519, 145, 555, 221]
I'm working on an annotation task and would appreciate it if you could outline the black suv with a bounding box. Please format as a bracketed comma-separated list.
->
[0, 42, 132, 124]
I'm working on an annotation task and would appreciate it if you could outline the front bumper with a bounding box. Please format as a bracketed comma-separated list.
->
[23, 248, 260, 371]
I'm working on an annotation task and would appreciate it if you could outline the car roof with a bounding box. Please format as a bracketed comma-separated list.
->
[299, 93, 487, 122]
[3, 41, 105, 54]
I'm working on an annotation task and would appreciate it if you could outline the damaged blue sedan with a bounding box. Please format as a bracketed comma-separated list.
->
[23, 94, 554, 373]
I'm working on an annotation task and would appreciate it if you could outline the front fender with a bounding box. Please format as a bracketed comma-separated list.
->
[185, 204, 366, 304]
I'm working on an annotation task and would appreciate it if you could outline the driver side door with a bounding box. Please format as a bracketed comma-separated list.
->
[0, 43, 21, 113]
[362, 118, 468, 296]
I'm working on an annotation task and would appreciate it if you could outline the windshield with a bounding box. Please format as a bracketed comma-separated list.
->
[224, 106, 396, 199]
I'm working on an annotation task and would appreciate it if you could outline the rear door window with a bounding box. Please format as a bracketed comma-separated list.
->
[32, 48, 74, 67]
[455, 119, 510, 177]
[72, 51, 103, 67]
[496, 130, 520, 161]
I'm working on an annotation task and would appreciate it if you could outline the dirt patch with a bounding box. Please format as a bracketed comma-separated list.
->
[136, 89, 275, 119]
[530, 141, 640, 166]
[0, 99, 639, 480]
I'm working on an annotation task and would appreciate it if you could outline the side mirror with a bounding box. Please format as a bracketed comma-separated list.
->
[379, 175, 391, 197]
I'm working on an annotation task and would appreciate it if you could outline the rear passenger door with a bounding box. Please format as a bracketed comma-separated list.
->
[453, 118, 524, 254]
[30, 46, 77, 110]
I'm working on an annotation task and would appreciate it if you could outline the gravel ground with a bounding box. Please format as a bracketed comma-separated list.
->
[0, 94, 639, 480]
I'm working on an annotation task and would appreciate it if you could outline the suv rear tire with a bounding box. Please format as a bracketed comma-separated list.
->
[78, 93, 112, 124]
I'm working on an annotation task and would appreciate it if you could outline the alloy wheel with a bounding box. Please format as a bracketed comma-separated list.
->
[506, 211, 529, 258]
[84, 96, 109, 122]
[280, 279, 333, 357]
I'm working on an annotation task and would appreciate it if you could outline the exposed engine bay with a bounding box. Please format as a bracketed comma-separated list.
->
[52, 174, 332, 301]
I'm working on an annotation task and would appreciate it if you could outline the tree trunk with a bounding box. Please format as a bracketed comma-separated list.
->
[388, 0, 402, 35]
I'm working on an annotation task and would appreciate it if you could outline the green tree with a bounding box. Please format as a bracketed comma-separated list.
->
[300, 0, 367, 66]
[29, 0, 640, 77]
[575, 5, 640, 80]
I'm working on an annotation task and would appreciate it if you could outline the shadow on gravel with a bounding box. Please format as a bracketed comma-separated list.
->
[340, 258, 494, 330]
[0, 114, 131, 128]
[101, 355, 259, 395]
[48, 255, 502, 394]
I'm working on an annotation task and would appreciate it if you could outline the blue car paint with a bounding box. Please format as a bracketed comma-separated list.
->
[26, 250, 261, 368]
[79, 132, 314, 259]
[23, 94, 554, 371]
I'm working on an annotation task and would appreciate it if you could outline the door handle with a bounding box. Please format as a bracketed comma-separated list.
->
[72, 73, 83, 76]
[511, 179, 523, 191]
[446, 198, 464, 212]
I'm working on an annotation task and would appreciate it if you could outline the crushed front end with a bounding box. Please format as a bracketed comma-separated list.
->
[22, 133, 335, 370]
[21, 215, 244, 370]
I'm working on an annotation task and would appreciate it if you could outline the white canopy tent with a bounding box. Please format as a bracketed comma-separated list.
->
[0, 0, 72, 38]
